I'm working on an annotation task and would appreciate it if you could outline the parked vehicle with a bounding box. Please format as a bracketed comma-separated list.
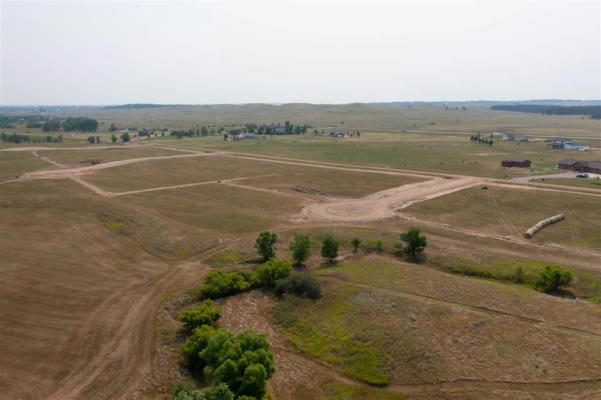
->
[576, 173, 589, 178]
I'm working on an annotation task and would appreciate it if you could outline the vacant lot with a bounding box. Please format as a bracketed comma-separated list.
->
[38, 146, 178, 165]
[0, 151, 54, 180]
[0, 179, 208, 400]
[531, 177, 601, 190]
[275, 258, 601, 391]
[172, 133, 601, 178]
[403, 185, 601, 248]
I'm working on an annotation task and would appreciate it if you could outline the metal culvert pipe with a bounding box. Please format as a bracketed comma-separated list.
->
[524, 214, 565, 239]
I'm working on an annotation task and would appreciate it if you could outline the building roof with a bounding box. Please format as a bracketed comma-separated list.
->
[502, 159, 530, 163]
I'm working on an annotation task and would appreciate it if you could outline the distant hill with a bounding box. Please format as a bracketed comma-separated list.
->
[371, 99, 601, 106]
[103, 104, 182, 109]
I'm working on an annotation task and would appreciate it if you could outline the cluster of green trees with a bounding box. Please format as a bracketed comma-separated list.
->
[62, 117, 99, 132]
[1, 132, 62, 144]
[0, 114, 48, 128]
[177, 300, 275, 400]
[87, 136, 101, 144]
[470, 134, 493, 146]
[42, 119, 62, 132]
[491, 104, 601, 119]
[39, 117, 99, 132]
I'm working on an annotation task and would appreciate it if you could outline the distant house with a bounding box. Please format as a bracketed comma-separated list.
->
[503, 134, 528, 142]
[563, 142, 590, 151]
[330, 129, 344, 137]
[551, 138, 571, 149]
[139, 128, 153, 136]
[557, 159, 601, 174]
[274, 127, 287, 134]
[501, 159, 531, 168]
[126, 126, 138, 131]
[233, 132, 256, 140]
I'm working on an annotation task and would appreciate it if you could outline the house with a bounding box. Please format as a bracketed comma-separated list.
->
[274, 127, 287, 134]
[330, 129, 344, 137]
[503, 134, 528, 142]
[233, 133, 256, 141]
[551, 138, 572, 149]
[139, 128, 153, 136]
[501, 159, 531, 168]
[126, 126, 138, 131]
[557, 160, 601, 174]
[563, 142, 590, 151]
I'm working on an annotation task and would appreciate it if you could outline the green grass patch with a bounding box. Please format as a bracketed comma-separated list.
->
[204, 249, 244, 267]
[531, 178, 601, 189]
[103, 220, 125, 231]
[321, 381, 405, 400]
[273, 285, 390, 385]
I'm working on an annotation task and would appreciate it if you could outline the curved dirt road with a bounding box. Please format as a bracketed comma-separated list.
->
[302, 177, 483, 222]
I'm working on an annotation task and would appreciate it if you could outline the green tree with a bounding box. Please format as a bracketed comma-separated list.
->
[109, 123, 117, 132]
[201, 126, 208, 136]
[111, 134, 117, 143]
[120, 132, 130, 142]
[350, 238, 361, 253]
[399, 227, 427, 261]
[200, 329, 275, 399]
[96, 136, 100, 143]
[536, 265, 572, 293]
[255, 259, 292, 287]
[289, 234, 311, 265]
[179, 299, 222, 331]
[254, 231, 277, 261]
[181, 325, 218, 371]
[321, 235, 339, 263]
[87, 136, 95, 143]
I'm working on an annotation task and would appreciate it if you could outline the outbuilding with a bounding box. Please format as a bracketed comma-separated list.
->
[501, 159, 531, 168]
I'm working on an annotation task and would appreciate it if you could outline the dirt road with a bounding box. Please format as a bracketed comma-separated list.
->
[19, 151, 222, 180]
[302, 177, 484, 222]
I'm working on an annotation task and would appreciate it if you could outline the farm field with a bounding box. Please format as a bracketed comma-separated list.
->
[0, 105, 600, 400]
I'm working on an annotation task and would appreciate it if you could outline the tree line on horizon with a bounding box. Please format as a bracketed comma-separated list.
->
[491, 104, 601, 119]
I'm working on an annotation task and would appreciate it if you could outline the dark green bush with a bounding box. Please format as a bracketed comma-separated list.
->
[275, 273, 321, 299]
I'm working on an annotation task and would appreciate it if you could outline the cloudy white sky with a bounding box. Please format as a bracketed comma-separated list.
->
[1, 0, 599, 105]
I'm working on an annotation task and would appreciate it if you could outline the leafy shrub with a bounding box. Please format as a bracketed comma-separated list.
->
[255, 259, 292, 287]
[289, 234, 311, 265]
[172, 383, 206, 400]
[199, 270, 253, 299]
[275, 273, 321, 299]
[179, 300, 222, 331]
[350, 238, 361, 253]
[200, 329, 275, 399]
[536, 265, 572, 293]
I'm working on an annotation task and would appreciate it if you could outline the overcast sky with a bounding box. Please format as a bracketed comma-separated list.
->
[1, 0, 599, 105]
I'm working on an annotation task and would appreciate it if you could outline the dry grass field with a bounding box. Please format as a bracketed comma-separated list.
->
[0, 105, 600, 400]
